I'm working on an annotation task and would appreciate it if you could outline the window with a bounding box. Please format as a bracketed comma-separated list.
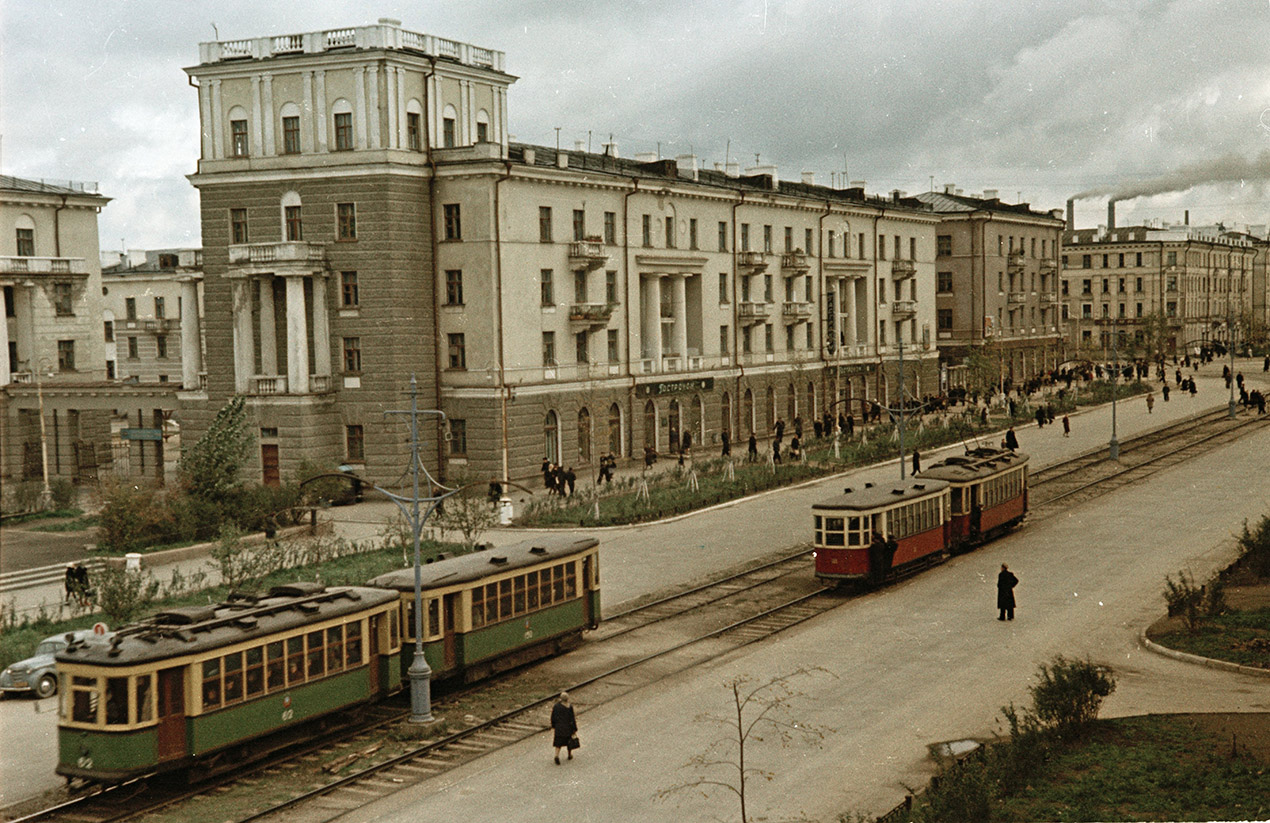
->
[858, 232, 866, 259]
[1081, 303, 1092, 319]
[742, 326, 752, 354]
[334, 112, 353, 151]
[342, 337, 362, 372]
[53, 283, 73, 316]
[607, 329, 619, 362]
[57, 339, 75, 371]
[665, 216, 675, 248]
[407, 112, 421, 150]
[910, 237, 917, 260]
[449, 419, 467, 456]
[156, 335, 168, 359]
[785, 325, 796, 351]
[574, 270, 587, 303]
[878, 235, 886, 260]
[689, 218, 698, 250]
[285, 205, 302, 241]
[15, 228, 34, 256]
[1082, 254, 1091, 269]
[231, 119, 249, 156]
[573, 209, 586, 241]
[230, 209, 248, 244]
[443, 204, 461, 240]
[125, 297, 137, 320]
[1136, 252, 1143, 267]
[447, 333, 466, 369]
[604, 212, 617, 245]
[542, 332, 556, 366]
[476, 120, 488, 142]
[539, 207, 553, 243]
[1135, 277, 1143, 293]
[720, 325, 729, 354]
[937, 235, 952, 256]
[895, 235, 902, 259]
[282, 116, 300, 154]
[642, 214, 652, 247]
[937, 308, 953, 330]
[605, 270, 618, 304]
[575, 331, 588, 363]
[718, 221, 728, 252]
[103, 320, 114, 342]
[784, 226, 793, 252]
[346, 425, 364, 461]
[445, 270, 464, 305]
[154, 296, 166, 319]
[937, 272, 953, 293]
[763, 225, 772, 253]
[828, 231, 836, 258]
[764, 323, 773, 353]
[442, 116, 456, 148]
[341, 271, 359, 307]
[337, 203, 357, 240]
[764, 274, 773, 302]
[806, 228, 814, 255]
[740, 223, 750, 251]
[127, 336, 139, 359]
[719, 273, 729, 303]
[540, 269, 554, 306]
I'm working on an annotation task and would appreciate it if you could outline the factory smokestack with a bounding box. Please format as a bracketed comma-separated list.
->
[1184, 210, 1189, 226]
[1107, 200, 1116, 231]
[1066, 199, 1075, 231]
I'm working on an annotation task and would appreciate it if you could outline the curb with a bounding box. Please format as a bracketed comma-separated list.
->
[1138, 627, 1270, 678]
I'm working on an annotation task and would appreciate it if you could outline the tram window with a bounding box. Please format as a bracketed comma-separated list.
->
[539, 570, 552, 606]
[245, 646, 265, 697]
[566, 564, 578, 598]
[847, 516, 865, 546]
[202, 659, 222, 710]
[813, 515, 824, 544]
[498, 579, 513, 620]
[428, 598, 440, 638]
[327, 626, 344, 671]
[951, 488, 962, 513]
[526, 571, 540, 610]
[388, 608, 399, 649]
[307, 631, 326, 678]
[347, 623, 363, 665]
[470, 590, 485, 628]
[824, 516, 845, 546]
[485, 582, 499, 623]
[513, 576, 526, 615]
[267, 641, 286, 690]
[103, 677, 129, 725]
[223, 652, 244, 704]
[286, 636, 305, 685]
[136, 674, 155, 723]
[72, 676, 98, 723]
[553, 565, 566, 600]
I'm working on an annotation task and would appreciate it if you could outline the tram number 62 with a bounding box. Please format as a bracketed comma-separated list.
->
[281, 708, 295, 722]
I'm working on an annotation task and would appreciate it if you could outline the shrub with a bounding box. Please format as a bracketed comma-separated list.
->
[94, 565, 160, 626]
[8, 480, 43, 514]
[1028, 655, 1116, 739]
[49, 478, 77, 509]
[97, 482, 169, 552]
[1238, 515, 1270, 578]
[179, 395, 252, 506]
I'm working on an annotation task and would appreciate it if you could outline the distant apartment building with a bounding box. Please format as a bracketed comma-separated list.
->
[915, 188, 1066, 388]
[1060, 220, 1261, 359]
[100, 248, 205, 386]
[182, 20, 942, 487]
[1, 177, 181, 494]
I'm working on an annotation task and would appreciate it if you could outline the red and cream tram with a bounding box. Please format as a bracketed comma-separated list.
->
[812, 480, 951, 587]
[916, 447, 1028, 552]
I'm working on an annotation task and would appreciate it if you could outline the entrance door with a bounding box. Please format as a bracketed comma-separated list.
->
[156, 666, 186, 762]
[261, 444, 280, 487]
[442, 594, 457, 670]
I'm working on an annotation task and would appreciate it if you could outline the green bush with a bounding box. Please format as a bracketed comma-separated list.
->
[49, 478, 77, 509]
[97, 482, 173, 552]
[1238, 515, 1270, 578]
[93, 565, 161, 626]
[1028, 656, 1116, 740]
[8, 480, 43, 514]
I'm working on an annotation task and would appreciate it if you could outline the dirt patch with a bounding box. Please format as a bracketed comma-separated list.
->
[1180, 711, 1270, 764]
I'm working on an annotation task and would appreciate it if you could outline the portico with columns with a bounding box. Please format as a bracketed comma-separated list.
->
[636, 255, 703, 373]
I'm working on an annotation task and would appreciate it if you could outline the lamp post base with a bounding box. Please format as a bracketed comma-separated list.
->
[1229, 400, 1238, 419]
[407, 657, 436, 724]
[1109, 437, 1120, 461]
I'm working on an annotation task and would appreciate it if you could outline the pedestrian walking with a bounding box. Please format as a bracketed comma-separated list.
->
[1146, 392, 1154, 414]
[721, 430, 731, 457]
[564, 467, 576, 497]
[1162, 384, 1170, 402]
[772, 439, 782, 464]
[747, 432, 758, 462]
[64, 564, 78, 604]
[1061, 414, 1070, 437]
[911, 449, 921, 475]
[997, 563, 1018, 621]
[1003, 426, 1019, 452]
[550, 692, 579, 765]
[845, 413, 855, 438]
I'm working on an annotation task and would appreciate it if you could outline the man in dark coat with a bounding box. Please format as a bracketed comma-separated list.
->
[721, 430, 731, 457]
[997, 563, 1018, 620]
[563, 467, 576, 497]
[1003, 426, 1019, 451]
[551, 692, 578, 764]
[747, 432, 758, 462]
[911, 449, 921, 475]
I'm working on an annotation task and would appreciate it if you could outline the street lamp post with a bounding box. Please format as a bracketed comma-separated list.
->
[1227, 305, 1237, 420]
[35, 360, 53, 508]
[1109, 318, 1120, 461]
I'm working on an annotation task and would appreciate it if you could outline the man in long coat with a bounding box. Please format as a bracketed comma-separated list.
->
[997, 563, 1018, 621]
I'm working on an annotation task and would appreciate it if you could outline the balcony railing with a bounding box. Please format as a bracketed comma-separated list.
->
[1007, 251, 1026, 270]
[890, 259, 916, 278]
[568, 303, 615, 325]
[230, 242, 326, 265]
[780, 252, 810, 276]
[782, 301, 812, 321]
[0, 256, 88, 276]
[1039, 292, 1057, 304]
[251, 375, 288, 394]
[567, 240, 609, 271]
[891, 299, 917, 316]
[736, 251, 768, 272]
[1007, 291, 1028, 305]
[738, 301, 769, 322]
[142, 318, 181, 332]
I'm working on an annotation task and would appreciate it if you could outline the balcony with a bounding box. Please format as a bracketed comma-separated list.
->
[142, 318, 181, 332]
[1039, 292, 1058, 304]
[1007, 251, 1026, 271]
[251, 375, 288, 394]
[1039, 260, 1058, 275]
[736, 251, 768, 273]
[567, 240, 609, 271]
[782, 301, 812, 322]
[0, 256, 88, 277]
[568, 303, 615, 327]
[891, 299, 916, 317]
[1007, 291, 1028, 305]
[780, 252, 810, 276]
[228, 242, 326, 276]
[738, 301, 770, 323]
[890, 259, 916, 279]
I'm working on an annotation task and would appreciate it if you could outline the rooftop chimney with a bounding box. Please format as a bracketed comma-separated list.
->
[634, 151, 658, 163]
[849, 180, 866, 190]
[1107, 200, 1116, 231]
[801, 171, 815, 186]
[983, 188, 999, 200]
[676, 154, 699, 181]
[943, 183, 956, 194]
[575, 140, 585, 151]
[602, 141, 619, 158]
[1184, 209, 1189, 225]
[725, 161, 740, 177]
[1066, 198, 1075, 231]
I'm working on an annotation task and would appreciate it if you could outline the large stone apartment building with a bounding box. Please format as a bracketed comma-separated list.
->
[182, 19, 942, 487]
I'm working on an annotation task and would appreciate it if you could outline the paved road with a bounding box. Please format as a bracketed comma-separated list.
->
[342, 423, 1270, 823]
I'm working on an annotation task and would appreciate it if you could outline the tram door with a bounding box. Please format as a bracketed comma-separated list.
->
[442, 594, 458, 670]
[582, 556, 595, 628]
[156, 666, 186, 762]
[368, 615, 381, 694]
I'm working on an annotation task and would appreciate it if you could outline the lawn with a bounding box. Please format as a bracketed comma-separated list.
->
[1152, 608, 1270, 670]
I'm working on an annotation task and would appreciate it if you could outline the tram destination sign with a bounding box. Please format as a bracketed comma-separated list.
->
[636, 377, 714, 397]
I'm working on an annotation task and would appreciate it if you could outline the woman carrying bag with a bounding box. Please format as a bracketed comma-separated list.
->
[551, 692, 579, 765]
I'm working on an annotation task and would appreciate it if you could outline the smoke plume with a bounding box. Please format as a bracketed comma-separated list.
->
[1074, 150, 1270, 203]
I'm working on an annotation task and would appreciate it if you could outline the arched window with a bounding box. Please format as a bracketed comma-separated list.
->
[331, 98, 354, 151]
[667, 400, 681, 452]
[577, 408, 592, 464]
[280, 191, 303, 241]
[608, 403, 623, 456]
[787, 383, 797, 422]
[765, 386, 776, 430]
[475, 108, 491, 143]
[405, 99, 424, 151]
[643, 400, 657, 449]
[14, 214, 36, 256]
[279, 102, 302, 154]
[227, 105, 250, 157]
[442, 104, 458, 148]
[544, 411, 560, 463]
[807, 382, 816, 420]
[742, 389, 754, 435]
[720, 392, 732, 441]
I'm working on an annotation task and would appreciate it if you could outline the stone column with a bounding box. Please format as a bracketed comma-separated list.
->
[366, 65, 380, 149]
[302, 71, 315, 153]
[210, 79, 223, 160]
[198, 81, 214, 160]
[672, 274, 688, 358]
[385, 66, 398, 149]
[311, 274, 331, 378]
[0, 285, 10, 387]
[285, 276, 309, 394]
[231, 279, 254, 393]
[259, 277, 278, 376]
[315, 70, 328, 152]
[844, 277, 856, 347]
[641, 275, 663, 366]
[179, 278, 201, 388]
[354, 66, 368, 150]
[261, 73, 274, 155]
[251, 74, 264, 156]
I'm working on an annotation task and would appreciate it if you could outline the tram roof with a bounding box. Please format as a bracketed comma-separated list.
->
[812, 478, 950, 512]
[56, 584, 397, 667]
[915, 447, 1029, 483]
[368, 535, 600, 592]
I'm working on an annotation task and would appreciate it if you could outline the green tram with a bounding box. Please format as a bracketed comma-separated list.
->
[368, 535, 601, 683]
[55, 583, 402, 783]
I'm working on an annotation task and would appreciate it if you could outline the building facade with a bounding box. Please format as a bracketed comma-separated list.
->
[183, 20, 941, 487]
[914, 188, 1066, 389]
[100, 249, 204, 387]
[1060, 223, 1261, 360]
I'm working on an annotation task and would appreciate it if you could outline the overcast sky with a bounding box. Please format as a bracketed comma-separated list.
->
[3, 0, 1269, 250]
